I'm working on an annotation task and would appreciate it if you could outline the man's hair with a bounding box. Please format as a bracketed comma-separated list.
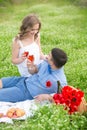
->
[51, 48, 67, 68]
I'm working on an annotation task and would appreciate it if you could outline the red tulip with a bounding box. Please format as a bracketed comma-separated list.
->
[24, 51, 29, 57]
[28, 55, 34, 62]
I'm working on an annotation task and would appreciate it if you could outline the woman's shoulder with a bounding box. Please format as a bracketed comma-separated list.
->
[12, 36, 20, 43]
[12, 37, 22, 49]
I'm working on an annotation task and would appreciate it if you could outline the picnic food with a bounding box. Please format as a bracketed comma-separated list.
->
[6, 108, 25, 118]
[0, 113, 4, 118]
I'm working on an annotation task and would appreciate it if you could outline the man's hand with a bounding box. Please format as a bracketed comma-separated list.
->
[27, 60, 38, 74]
[34, 94, 54, 103]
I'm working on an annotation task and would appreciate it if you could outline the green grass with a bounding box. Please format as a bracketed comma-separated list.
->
[0, 105, 87, 130]
[0, 0, 87, 129]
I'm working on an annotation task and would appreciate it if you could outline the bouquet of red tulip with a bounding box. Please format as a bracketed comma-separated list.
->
[53, 85, 87, 114]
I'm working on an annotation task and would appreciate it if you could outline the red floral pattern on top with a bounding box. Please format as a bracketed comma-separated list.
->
[53, 85, 84, 114]
[46, 81, 52, 88]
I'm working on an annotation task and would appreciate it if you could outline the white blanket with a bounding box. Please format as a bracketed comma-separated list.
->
[0, 99, 51, 124]
[0, 100, 38, 124]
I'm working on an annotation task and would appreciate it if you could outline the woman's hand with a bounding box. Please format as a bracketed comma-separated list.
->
[40, 54, 48, 60]
[21, 52, 28, 61]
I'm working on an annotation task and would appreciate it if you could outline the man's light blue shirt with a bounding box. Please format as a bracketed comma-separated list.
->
[25, 61, 67, 97]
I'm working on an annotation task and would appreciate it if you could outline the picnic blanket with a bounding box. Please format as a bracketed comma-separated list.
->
[0, 100, 38, 124]
[0, 99, 51, 124]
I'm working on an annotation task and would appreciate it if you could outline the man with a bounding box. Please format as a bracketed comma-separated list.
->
[0, 48, 67, 102]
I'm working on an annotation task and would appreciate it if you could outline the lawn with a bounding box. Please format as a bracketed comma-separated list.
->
[0, 0, 87, 129]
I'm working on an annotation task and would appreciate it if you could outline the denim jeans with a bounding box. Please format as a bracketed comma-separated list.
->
[0, 76, 33, 102]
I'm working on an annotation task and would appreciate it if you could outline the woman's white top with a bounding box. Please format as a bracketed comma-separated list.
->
[16, 40, 41, 77]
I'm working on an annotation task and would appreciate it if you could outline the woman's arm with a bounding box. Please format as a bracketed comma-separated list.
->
[11, 39, 26, 64]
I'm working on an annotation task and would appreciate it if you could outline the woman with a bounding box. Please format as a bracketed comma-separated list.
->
[12, 14, 45, 77]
